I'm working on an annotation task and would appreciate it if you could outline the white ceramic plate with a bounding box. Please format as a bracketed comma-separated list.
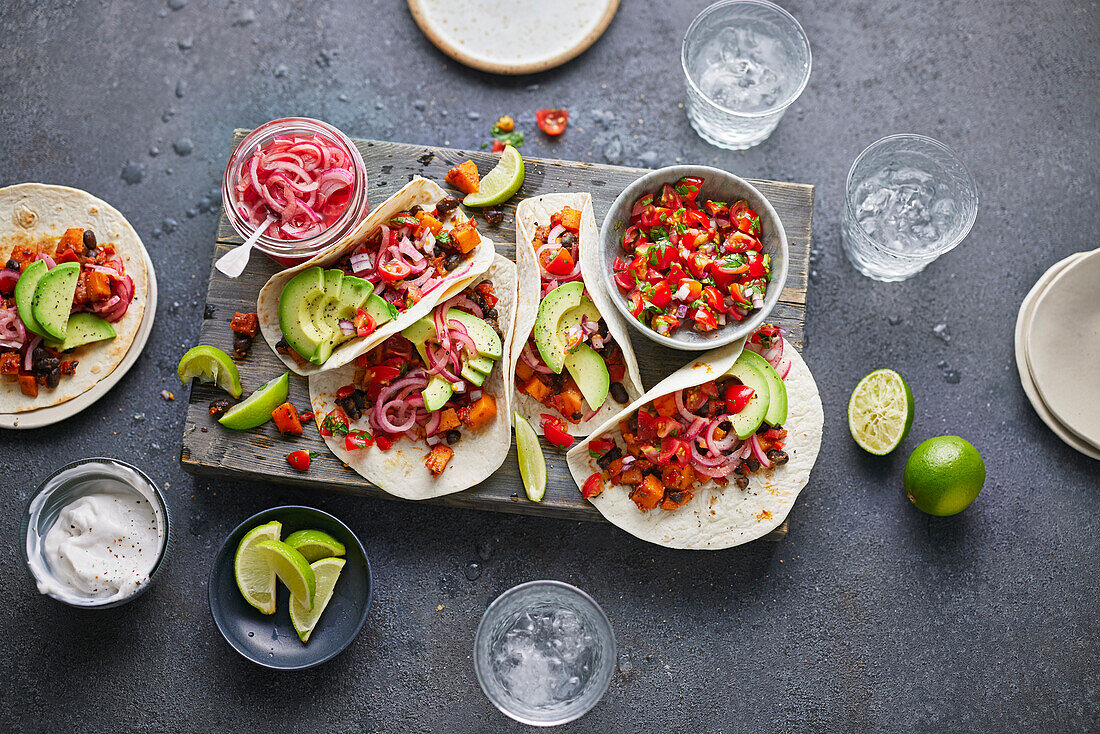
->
[408, 0, 619, 75]
[0, 247, 158, 430]
[1014, 250, 1100, 459]
[1025, 248, 1100, 448]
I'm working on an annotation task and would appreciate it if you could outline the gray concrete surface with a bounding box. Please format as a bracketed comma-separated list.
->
[1, 1, 1097, 731]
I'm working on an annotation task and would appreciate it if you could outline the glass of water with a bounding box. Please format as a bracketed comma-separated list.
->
[842, 134, 979, 281]
[473, 580, 616, 727]
[681, 0, 811, 150]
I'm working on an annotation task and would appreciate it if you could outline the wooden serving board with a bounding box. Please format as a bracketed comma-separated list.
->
[180, 132, 814, 535]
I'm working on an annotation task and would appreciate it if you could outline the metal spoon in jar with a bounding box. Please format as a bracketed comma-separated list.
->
[215, 214, 275, 278]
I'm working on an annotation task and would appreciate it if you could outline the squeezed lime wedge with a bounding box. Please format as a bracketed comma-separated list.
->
[256, 538, 316, 610]
[463, 145, 524, 207]
[514, 413, 546, 502]
[284, 529, 346, 562]
[218, 372, 290, 430]
[178, 345, 243, 398]
[290, 557, 346, 643]
[848, 368, 914, 455]
[234, 521, 282, 615]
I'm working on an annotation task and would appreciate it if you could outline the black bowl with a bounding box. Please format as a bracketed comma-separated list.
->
[208, 505, 372, 670]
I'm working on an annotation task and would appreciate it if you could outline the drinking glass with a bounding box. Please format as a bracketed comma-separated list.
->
[473, 580, 616, 727]
[681, 0, 812, 150]
[842, 134, 979, 281]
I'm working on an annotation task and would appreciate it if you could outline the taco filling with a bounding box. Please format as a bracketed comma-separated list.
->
[514, 206, 630, 443]
[1, 227, 132, 398]
[581, 326, 792, 512]
[316, 281, 504, 477]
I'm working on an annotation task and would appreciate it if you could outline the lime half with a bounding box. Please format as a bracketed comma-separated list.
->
[256, 538, 316, 610]
[463, 144, 524, 207]
[218, 372, 290, 430]
[290, 557, 346, 643]
[178, 345, 242, 398]
[904, 436, 986, 516]
[514, 413, 546, 502]
[848, 369, 914, 455]
[284, 529, 346, 562]
[234, 521, 282, 615]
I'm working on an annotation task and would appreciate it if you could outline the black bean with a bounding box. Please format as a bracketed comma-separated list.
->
[550, 373, 565, 392]
[445, 253, 461, 271]
[436, 196, 461, 214]
[208, 398, 232, 417]
[82, 230, 96, 249]
[408, 204, 422, 216]
[232, 333, 252, 359]
[767, 449, 789, 466]
[274, 337, 290, 355]
[609, 382, 628, 404]
[596, 445, 622, 469]
[735, 475, 749, 490]
[718, 420, 732, 432]
[561, 231, 577, 246]
[5, 259, 19, 271]
[733, 463, 747, 476]
[32, 346, 48, 362]
[203, 304, 216, 319]
[46, 367, 61, 389]
[446, 429, 461, 444]
[37, 356, 60, 373]
[484, 307, 498, 321]
[352, 391, 367, 410]
[483, 208, 504, 226]
[746, 457, 760, 472]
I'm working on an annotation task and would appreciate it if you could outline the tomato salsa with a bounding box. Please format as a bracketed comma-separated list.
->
[612, 176, 770, 337]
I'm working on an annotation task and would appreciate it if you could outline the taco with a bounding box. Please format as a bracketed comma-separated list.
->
[309, 254, 517, 500]
[566, 326, 822, 550]
[257, 177, 495, 376]
[510, 193, 643, 443]
[0, 184, 148, 415]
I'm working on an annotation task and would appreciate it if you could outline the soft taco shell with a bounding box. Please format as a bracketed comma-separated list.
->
[308, 254, 518, 500]
[566, 341, 823, 550]
[511, 193, 643, 436]
[257, 177, 495, 376]
[0, 184, 149, 415]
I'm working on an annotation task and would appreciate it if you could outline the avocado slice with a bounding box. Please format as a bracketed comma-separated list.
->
[460, 362, 488, 387]
[726, 354, 772, 440]
[31, 261, 81, 341]
[14, 260, 50, 337]
[447, 309, 503, 360]
[50, 313, 116, 351]
[311, 272, 376, 365]
[533, 281, 584, 373]
[738, 350, 787, 426]
[402, 316, 437, 364]
[564, 343, 610, 411]
[558, 296, 601, 342]
[466, 354, 495, 376]
[361, 293, 396, 329]
[422, 374, 454, 412]
[279, 267, 327, 360]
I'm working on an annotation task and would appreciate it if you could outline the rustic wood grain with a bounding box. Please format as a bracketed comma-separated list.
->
[183, 132, 813, 540]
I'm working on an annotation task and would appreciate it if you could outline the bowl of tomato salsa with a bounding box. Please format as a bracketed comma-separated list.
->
[599, 165, 788, 351]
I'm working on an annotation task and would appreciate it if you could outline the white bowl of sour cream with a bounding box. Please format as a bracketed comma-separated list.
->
[21, 458, 170, 608]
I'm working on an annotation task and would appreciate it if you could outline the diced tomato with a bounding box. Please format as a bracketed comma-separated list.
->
[379, 260, 411, 284]
[692, 308, 718, 332]
[354, 308, 376, 338]
[649, 281, 671, 308]
[636, 409, 659, 440]
[702, 286, 725, 313]
[621, 226, 642, 253]
[608, 362, 626, 382]
[686, 252, 711, 280]
[318, 408, 349, 437]
[375, 435, 394, 451]
[648, 242, 676, 271]
[336, 385, 356, 400]
[345, 431, 373, 450]
[541, 247, 575, 277]
[299, 411, 314, 422]
[581, 472, 604, 499]
[536, 108, 568, 136]
[588, 438, 614, 456]
[725, 383, 755, 414]
[491, 139, 506, 153]
[704, 200, 729, 217]
[541, 413, 574, 448]
[612, 257, 634, 291]
[723, 231, 760, 253]
[675, 176, 704, 202]
[628, 291, 645, 319]
[747, 255, 767, 279]
[683, 209, 712, 231]
[475, 282, 498, 308]
[651, 314, 678, 335]
[658, 183, 682, 210]
[679, 279, 703, 303]
[286, 450, 313, 471]
[654, 416, 679, 438]
[731, 200, 762, 235]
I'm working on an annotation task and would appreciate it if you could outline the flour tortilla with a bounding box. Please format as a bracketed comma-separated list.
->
[511, 193, 643, 436]
[567, 340, 823, 550]
[257, 177, 495, 376]
[309, 254, 518, 500]
[0, 184, 149, 415]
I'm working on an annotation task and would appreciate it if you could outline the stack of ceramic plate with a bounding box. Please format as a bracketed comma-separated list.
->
[1014, 248, 1100, 460]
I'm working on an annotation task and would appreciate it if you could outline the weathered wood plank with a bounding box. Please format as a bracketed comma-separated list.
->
[183, 132, 813, 540]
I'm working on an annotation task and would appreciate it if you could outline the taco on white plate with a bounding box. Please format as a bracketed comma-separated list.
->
[567, 326, 822, 550]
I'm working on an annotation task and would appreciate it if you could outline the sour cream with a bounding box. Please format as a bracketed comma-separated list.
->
[36, 489, 162, 602]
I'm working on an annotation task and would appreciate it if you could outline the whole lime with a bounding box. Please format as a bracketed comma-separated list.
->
[903, 436, 986, 516]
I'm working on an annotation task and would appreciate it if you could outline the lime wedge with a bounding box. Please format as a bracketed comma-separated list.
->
[514, 413, 546, 502]
[178, 345, 242, 398]
[290, 557, 346, 643]
[234, 520, 282, 615]
[218, 372, 290, 430]
[284, 529, 346, 562]
[256, 538, 316, 610]
[463, 144, 524, 207]
[848, 368, 914, 455]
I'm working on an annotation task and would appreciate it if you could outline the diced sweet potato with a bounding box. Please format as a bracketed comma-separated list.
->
[231, 312, 260, 337]
[57, 228, 85, 255]
[660, 490, 692, 511]
[0, 352, 19, 375]
[652, 393, 677, 417]
[86, 270, 112, 302]
[18, 373, 38, 397]
[271, 402, 303, 435]
[522, 375, 551, 402]
[620, 467, 643, 486]
[437, 407, 461, 434]
[8, 246, 36, 272]
[662, 464, 696, 493]
[556, 386, 584, 423]
[445, 160, 481, 195]
[451, 221, 481, 254]
[515, 359, 534, 383]
[462, 394, 497, 431]
[415, 211, 443, 236]
[630, 474, 664, 512]
[559, 207, 582, 232]
[424, 444, 454, 477]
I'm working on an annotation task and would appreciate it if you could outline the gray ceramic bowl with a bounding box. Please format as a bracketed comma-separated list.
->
[598, 165, 788, 351]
